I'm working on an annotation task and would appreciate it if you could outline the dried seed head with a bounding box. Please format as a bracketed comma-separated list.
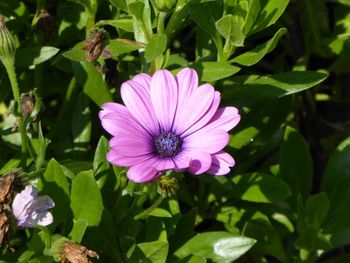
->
[0, 15, 16, 60]
[83, 29, 109, 63]
[61, 241, 99, 263]
[21, 92, 36, 118]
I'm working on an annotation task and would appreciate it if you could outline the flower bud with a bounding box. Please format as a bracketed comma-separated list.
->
[154, 0, 176, 12]
[157, 175, 179, 197]
[0, 15, 16, 60]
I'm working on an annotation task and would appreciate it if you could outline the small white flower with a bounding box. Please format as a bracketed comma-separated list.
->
[12, 186, 55, 228]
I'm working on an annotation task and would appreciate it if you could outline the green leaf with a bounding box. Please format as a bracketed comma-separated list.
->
[71, 92, 91, 158]
[95, 18, 134, 32]
[216, 14, 244, 47]
[72, 61, 113, 106]
[231, 28, 287, 66]
[280, 126, 313, 200]
[148, 208, 172, 218]
[145, 34, 167, 63]
[243, 0, 260, 34]
[69, 0, 91, 10]
[108, 39, 142, 57]
[70, 170, 103, 226]
[132, 241, 169, 263]
[243, 213, 286, 262]
[109, 0, 128, 11]
[93, 136, 110, 177]
[305, 192, 330, 230]
[175, 232, 256, 263]
[15, 46, 60, 67]
[62, 42, 85, 62]
[127, 0, 152, 43]
[321, 138, 350, 234]
[295, 227, 331, 251]
[128, 1, 145, 19]
[190, 1, 223, 39]
[190, 62, 240, 81]
[231, 173, 291, 203]
[69, 219, 88, 243]
[37, 159, 70, 228]
[226, 71, 328, 98]
[250, 0, 289, 35]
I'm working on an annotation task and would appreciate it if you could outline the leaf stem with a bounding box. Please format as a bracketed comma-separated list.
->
[157, 12, 167, 35]
[134, 195, 164, 220]
[2, 56, 27, 167]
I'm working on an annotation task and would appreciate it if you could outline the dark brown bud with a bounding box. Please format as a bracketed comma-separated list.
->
[61, 241, 99, 263]
[83, 29, 109, 63]
[0, 170, 26, 203]
[35, 10, 57, 41]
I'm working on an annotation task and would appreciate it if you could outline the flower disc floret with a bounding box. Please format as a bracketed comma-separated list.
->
[154, 132, 182, 158]
[99, 67, 241, 183]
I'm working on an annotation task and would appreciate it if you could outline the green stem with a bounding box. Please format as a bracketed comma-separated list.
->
[138, 19, 151, 41]
[2, 56, 27, 167]
[86, 0, 97, 35]
[157, 12, 167, 35]
[134, 195, 164, 220]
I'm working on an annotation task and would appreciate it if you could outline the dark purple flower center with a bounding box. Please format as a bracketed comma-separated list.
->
[154, 132, 182, 158]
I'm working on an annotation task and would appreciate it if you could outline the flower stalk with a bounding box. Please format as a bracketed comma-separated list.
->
[0, 16, 27, 166]
[134, 195, 164, 220]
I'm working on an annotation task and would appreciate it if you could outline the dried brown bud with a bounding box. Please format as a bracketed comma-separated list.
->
[83, 29, 109, 63]
[61, 241, 99, 263]
[21, 92, 36, 118]
[0, 170, 26, 203]
[0, 210, 10, 247]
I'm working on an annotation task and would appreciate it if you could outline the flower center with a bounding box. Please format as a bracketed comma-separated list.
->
[154, 132, 182, 158]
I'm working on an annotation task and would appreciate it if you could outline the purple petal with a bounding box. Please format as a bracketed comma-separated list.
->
[205, 107, 240, 132]
[12, 186, 37, 221]
[150, 70, 178, 132]
[121, 80, 159, 135]
[109, 136, 154, 157]
[127, 156, 175, 183]
[188, 151, 212, 175]
[173, 150, 211, 174]
[181, 90, 221, 137]
[132, 73, 152, 90]
[174, 84, 215, 134]
[30, 196, 55, 212]
[101, 112, 151, 139]
[176, 67, 197, 109]
[106, 150, 153, 167]
[29, 211, 54, 227]
[207, 151, 235, 176]
[183, 130, 229, 154]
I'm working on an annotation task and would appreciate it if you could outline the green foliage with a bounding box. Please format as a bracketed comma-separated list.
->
[1, 0, 350, 262]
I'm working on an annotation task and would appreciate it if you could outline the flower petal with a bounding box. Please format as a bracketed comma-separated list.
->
[173, 150, 211, 174]
[150, 69, 178, 132]
[205, 107, 240, 132]
[109, 136, 154, 156]
[183, 130, 229, 154]
[132, 73, 151, 90]
[127, 156, 175, 183]
[174, 84, 214, 134]
[12, 186, 37, 221]
[106, 150, 153, 167]
[188, 151, 212, 175]
[29, 211, 54, 227]
[121, 80, 159, 135]
[176, 67, 197, 109]
[30, 196, 55, 212]
[181, 91, 221, 137]
[207, 151, 235, 176]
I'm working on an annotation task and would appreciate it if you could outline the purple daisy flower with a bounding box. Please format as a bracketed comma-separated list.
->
[12, 186, 55, 228]
[99, 68, 240, 183]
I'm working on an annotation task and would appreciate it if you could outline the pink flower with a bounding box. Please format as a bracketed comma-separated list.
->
[99, 68, 240, 183]
[12, 186, 55, 228]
